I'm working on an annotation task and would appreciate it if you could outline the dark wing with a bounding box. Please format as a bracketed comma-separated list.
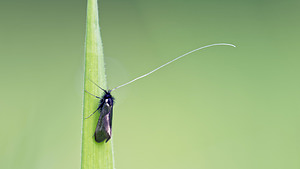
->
[94, 103, 113, 143]
[109, 107, 113, 140]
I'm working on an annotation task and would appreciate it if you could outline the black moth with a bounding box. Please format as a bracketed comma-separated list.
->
[94, 90, 114, 143]
[85, 87, 114, 143]
[85, 43, 235, 143]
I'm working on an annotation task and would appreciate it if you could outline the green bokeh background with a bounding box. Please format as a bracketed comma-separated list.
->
[1, 0, 300, 169]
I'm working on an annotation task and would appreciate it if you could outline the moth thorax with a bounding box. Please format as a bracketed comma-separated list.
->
[105, 98, 113, 107]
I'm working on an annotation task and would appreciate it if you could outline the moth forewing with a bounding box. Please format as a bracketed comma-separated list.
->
[94, 92, 114, 143]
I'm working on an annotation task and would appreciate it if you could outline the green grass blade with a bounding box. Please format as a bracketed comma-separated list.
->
[81, 0, 114, 169]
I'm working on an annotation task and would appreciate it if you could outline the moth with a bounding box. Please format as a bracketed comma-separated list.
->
[85, 43, 236, 143]
[85, 88, 114, 143]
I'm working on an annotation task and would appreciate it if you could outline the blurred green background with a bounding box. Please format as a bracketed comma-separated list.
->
[1, 0, 300, 169]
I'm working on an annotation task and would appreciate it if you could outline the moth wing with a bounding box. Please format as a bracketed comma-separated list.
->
[109, 107, 113, 133]
[94, 103, 113, 143]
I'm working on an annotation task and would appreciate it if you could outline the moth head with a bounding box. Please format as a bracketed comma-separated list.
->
[102, 91, 114, 107]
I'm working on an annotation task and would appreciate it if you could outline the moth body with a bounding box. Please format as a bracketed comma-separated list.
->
[94, 91, 114, 143]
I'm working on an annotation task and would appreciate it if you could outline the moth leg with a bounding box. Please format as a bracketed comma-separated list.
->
[105, 136, 111, 143]
[84, 90, 101, 99]
[85, 106, 101, 119]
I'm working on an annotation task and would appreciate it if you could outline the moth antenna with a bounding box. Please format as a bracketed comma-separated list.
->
[88, 78, 107, 92]
[111, 43, 236, 91]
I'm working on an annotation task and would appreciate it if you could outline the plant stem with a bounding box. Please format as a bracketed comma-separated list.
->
[81, 0, 114, 169]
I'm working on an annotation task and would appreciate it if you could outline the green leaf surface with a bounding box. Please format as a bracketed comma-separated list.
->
[81, 0, 114, 169]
